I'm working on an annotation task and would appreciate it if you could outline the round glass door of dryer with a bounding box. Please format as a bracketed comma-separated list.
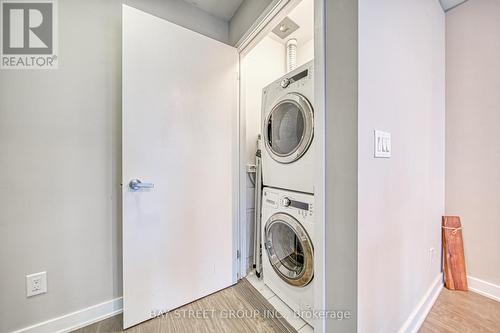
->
[264, 213, 314, 287]
[264, 93, 314, 164]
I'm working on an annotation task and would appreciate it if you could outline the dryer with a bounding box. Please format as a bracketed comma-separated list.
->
[261, 187, 314, 326]
[261, 61, 314, 194]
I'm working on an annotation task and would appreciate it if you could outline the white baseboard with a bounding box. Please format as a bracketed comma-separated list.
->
[11, 297, 123, 333]
[398, 273, 443, 333]
[468, 276, 500, 302]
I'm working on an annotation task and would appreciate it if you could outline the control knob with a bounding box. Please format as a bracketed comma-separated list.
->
[281, 78, 291, 88]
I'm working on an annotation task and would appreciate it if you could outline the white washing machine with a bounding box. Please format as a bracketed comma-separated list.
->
[261, 187, 314, 326]
[262, 60, 314, 194]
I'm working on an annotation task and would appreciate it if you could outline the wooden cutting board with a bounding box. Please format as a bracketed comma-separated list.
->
[442, 216, 468, 291]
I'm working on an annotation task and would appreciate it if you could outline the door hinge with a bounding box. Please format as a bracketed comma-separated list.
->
[236, 250, 241, 259]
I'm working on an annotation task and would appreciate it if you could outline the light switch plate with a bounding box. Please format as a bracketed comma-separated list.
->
[26, 271, 47, 297]
[374, 130, 391, 158]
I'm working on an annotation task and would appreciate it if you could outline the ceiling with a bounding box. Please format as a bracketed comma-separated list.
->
[268, 0, 314, 46]
[439, 0, 468, 11]
[181, 0, 244, 21]
[180, 0, 468, 24]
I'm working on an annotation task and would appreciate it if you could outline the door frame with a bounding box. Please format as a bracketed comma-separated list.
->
[235, 1, 327, 332]
[235, 0, 300, 280]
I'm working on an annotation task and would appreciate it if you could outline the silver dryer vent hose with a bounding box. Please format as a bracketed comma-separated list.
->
[286, 38, 297, 73]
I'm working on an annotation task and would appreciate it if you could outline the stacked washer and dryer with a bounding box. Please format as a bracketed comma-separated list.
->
[260, 60, 315, 326]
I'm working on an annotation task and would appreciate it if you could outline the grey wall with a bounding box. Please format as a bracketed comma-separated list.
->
[358, 0, 445, 332]
[446, 0, 500, 287]
[321, 0, 359, 331]
[0, 0, 228, 332]
[229, 0, 274, 46]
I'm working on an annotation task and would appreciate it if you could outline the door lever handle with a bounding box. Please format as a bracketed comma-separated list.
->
[129, 179, 154, 191]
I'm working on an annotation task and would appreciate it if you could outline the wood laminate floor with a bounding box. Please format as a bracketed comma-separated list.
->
[75, 282, 500, 333]
[419, 288, 500, 333]
[72, 278, 297, 333]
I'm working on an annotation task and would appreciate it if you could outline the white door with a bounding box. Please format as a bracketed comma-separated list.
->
[122, 5, 238, 329]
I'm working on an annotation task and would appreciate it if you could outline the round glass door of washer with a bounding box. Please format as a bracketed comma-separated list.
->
[264, 213, 314, 287]
[264, 93, 314, 164]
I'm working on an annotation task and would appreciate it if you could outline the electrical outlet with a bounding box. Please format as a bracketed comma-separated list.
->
[26, 272, 47, 297]
[429, 248, 435, 265]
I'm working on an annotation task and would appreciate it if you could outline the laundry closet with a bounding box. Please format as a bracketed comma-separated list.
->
[239, 0, 316, 327]
[121, 0, 316, 329]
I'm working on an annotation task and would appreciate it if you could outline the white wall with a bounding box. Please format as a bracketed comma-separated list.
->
[446, 0, 500, 292]
[243, 37, 285, 165]
[241, 36, 285, 271]
[358, 0, 445, 332]
[297, 38, 314, 68]
[0, 1, 228, 332]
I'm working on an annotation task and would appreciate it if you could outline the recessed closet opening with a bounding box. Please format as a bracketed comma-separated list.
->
[237, 0, 316, 329]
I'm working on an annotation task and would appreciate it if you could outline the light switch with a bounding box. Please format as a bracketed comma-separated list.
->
[374, 130, 391, 158]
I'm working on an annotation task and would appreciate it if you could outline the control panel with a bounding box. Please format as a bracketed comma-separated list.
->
[280, 195, 314, 218]
[263, 189, 314, 219]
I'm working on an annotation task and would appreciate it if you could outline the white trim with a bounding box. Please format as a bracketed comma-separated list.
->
[237, 51, 248, 280]
[235, 0, 289, 52]
[237, 0, 304, 56]
[398, 273, 443, 333]
[10, 297, 123, 333]
[233, 43, 242, 283]
[468, 276, 500, 302]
